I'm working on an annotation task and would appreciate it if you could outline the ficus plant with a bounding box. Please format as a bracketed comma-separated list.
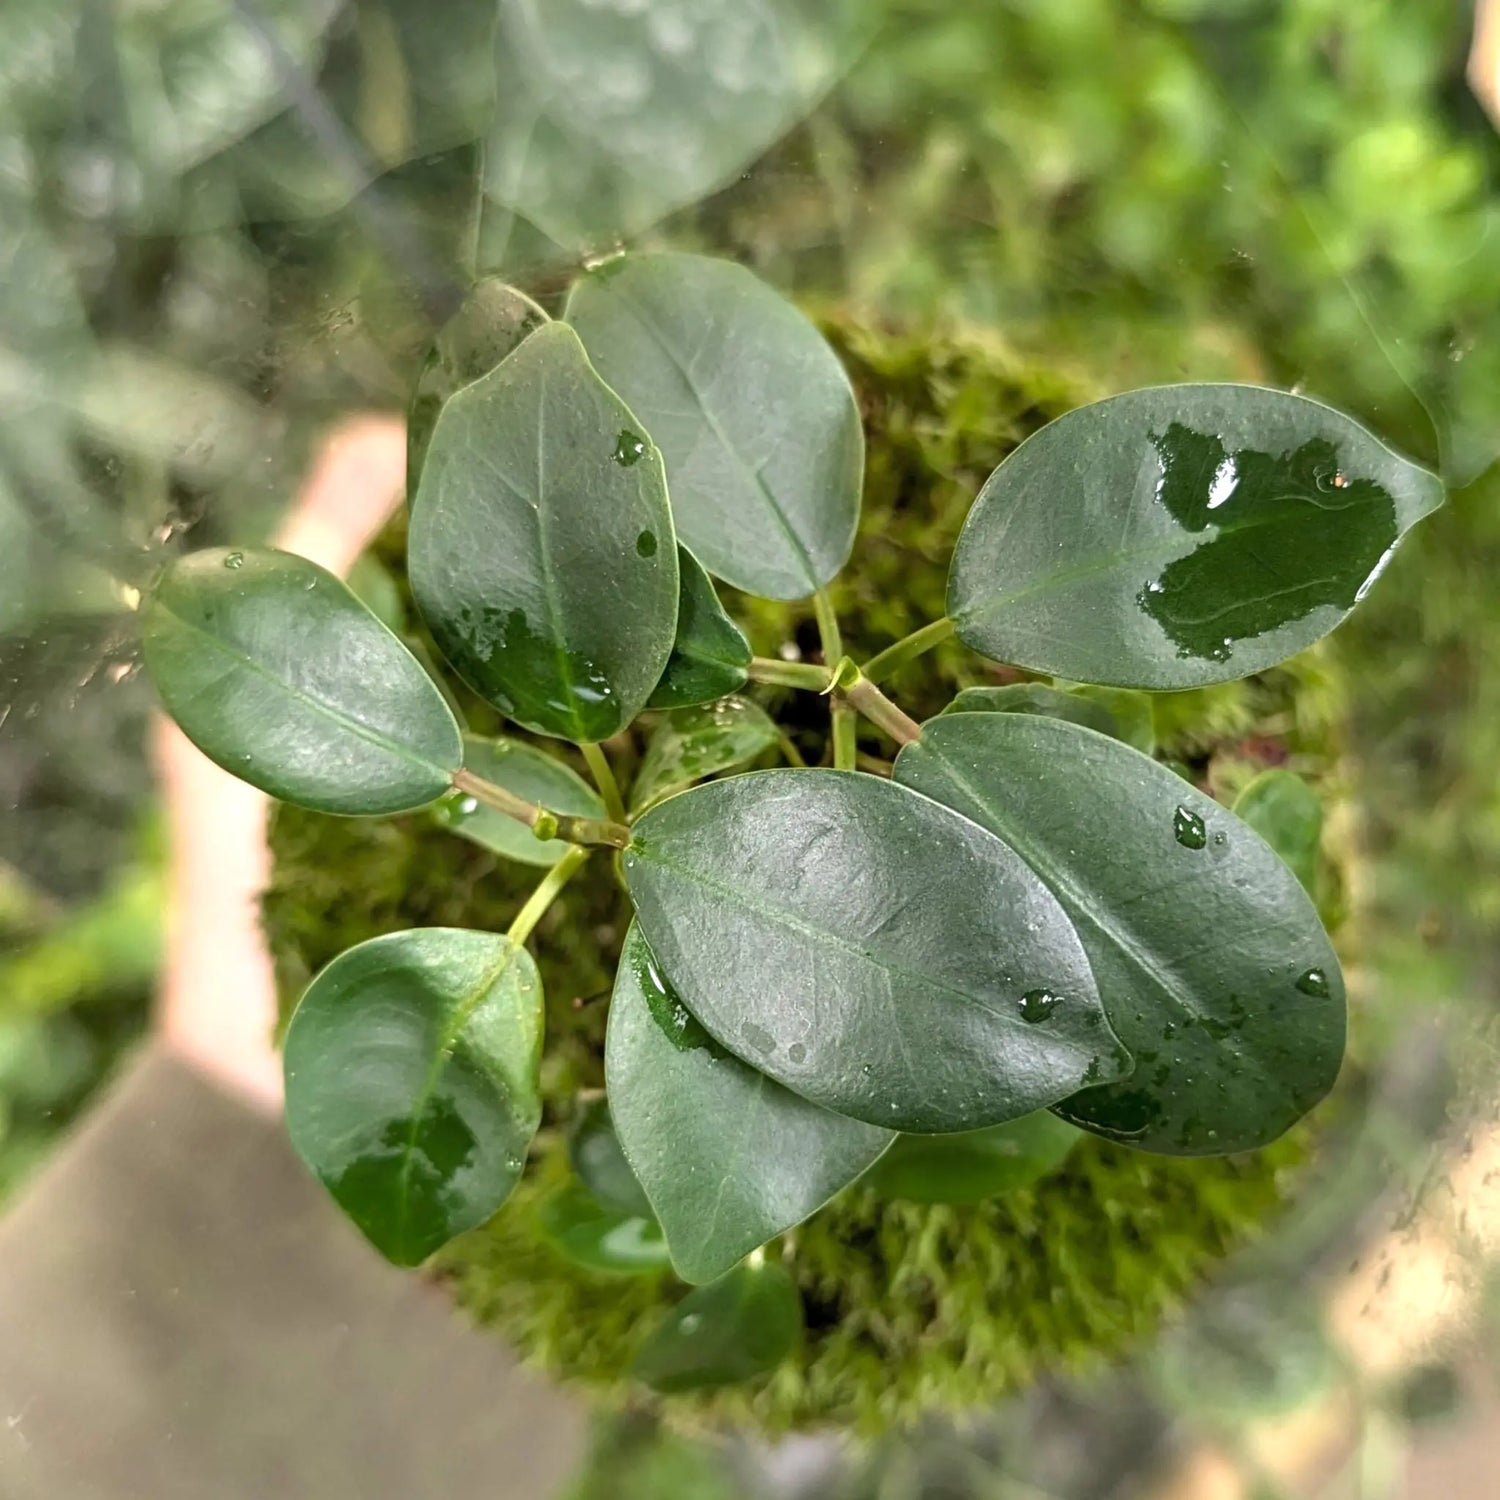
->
[139, 250, 1443, 1393]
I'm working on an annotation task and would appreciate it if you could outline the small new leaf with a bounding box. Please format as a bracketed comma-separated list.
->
[629, 697, 779, 815]
[647, 546, 752, 709]
[142, 547, 462, 815]
[283, 928, 544, 1266]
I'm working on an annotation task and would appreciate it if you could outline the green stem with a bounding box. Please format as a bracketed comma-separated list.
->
[831, 704, 859, 770]
[451, 768, 629, 850]
[507, 846, 590, 945]
[833, 658, 923, 747]
[774, 726, 808, 769]
[746, 657, 834, 691]
[580, 742, 628, 825]
[812, 588, 843, 664]
[814, 589, 856, 769]
[862, 616, 957, 683]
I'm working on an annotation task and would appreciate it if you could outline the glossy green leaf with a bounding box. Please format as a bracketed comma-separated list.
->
[141, 547, 462, 815]
[566, 253, 863, 601]
[568, 1096, 654, 1221]
[624, 770, 1129, 1134]
[895, 714, 1345, 1154]
[536, 1180, 672, 1276]
[408, 322, 679, 741]
[629, 698, 780, 815]
[433, 735, 605, 867]
[283, 928, 544, 1266]
[607, 924, 893, 1285]
[633, 1261, 803, 1394]
[647, 548, 752, 709]
[480, 3, 869, 252]
[864, 1111, 1081, 1205]
[407, 279, 549, 497]
[1233, 770, 1324, 896]
[948, 385, 1444, 688]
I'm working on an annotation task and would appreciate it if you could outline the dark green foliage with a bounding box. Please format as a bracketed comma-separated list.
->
[261, 314, 1342, 1429]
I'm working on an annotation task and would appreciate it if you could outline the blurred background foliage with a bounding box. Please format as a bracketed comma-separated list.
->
[1, 1, 1497, 1496]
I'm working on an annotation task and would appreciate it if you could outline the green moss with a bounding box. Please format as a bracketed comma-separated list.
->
[263, 316, 1341, 1434]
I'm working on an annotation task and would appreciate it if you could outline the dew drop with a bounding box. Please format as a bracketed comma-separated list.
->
[1173, 805, 1207, 849]
[1018, 988, 1062, 1023]
[1295, 967, 1331, 998]
[788, 1042, 807, 1064]
[613, 430, 646, 466]
[680, 1313, 702, 1334]
[635, 528, 657, 558]
[223, 550, 244, 569]
[458, 795, 479, 817]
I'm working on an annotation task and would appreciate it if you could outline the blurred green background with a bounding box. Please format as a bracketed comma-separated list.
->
[2, 1, 1497, 1495]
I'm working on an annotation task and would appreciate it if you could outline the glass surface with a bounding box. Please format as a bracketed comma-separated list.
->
[2, 3, 1497, 1496]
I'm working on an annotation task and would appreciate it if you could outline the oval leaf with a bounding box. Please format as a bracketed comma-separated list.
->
[566, 253, 862, 601]
[567, 1096, 654, 1220]
[536, 1180, 672, 1276]
[864, 1111, 1081, 1205]
[629, 696, 780, 815]
[283, 928, 544, 1266]
[1233, 769, 1324, 896]
[607, 923, 893, 1285]
[142, 546, 462, 814]
[408, 279, 548, 496]
[948, 384, 1444, 688]
[408, 321, 679, 741]
[623, 770, 1129, 1134]
[633, 1261, 803, 1394]
[647, 546, 752, 709]
[434, 735, 605, 867]
[894, 714, 1345, 1154]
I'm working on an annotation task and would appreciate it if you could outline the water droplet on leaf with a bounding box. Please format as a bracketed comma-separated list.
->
[1295, 967, 1331, 998]
[635, 529, 657, 557]
[223, 551, 244, 569]
[1018, 989, 1062, 1023]
[612, 430, 646, 467]
[1173, 806, 1207, 849]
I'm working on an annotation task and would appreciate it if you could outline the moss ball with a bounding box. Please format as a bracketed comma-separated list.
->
[263, 316, 1339, 1434]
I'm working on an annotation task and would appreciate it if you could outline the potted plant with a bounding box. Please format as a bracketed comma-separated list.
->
[138, 250, 1441, 1430]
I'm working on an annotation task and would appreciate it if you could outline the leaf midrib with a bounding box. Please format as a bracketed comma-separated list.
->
[599, 280, 823, 595]
[954, 489, 1393, 629]
[631, 844, 1091, 1047]
[155, 599, 450, 782]
[393, 939, 531, 1256]
[905, 741, 1288, 1064]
